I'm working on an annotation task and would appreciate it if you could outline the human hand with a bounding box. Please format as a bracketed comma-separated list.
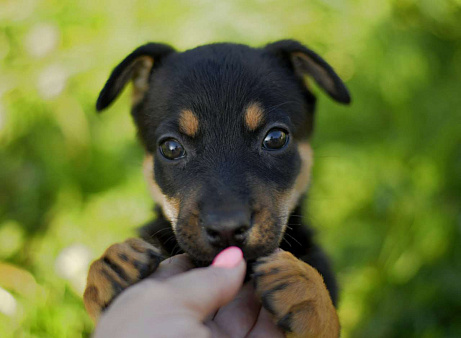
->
[94, 247, 284, 337]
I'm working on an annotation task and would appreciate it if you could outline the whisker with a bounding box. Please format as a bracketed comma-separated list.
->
[170, 243, 180, 256]
[286, 222, 302, 227]
[282, 237, 292, 248]
[150, 227, 171, 239]
[164, 235, 176, 245]
[284, 232, 302, 247]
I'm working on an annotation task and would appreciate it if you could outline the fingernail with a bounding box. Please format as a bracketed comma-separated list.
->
[212, 247, 243, 268]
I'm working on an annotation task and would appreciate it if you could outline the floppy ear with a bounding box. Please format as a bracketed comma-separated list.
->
[96, 43, 175, 111]
[265, 40, 351, 104]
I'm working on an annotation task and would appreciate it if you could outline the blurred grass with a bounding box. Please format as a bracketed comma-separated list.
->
[0, 0, 460, 337]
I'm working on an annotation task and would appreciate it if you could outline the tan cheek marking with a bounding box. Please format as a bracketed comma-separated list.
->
[131, 56, 154, 105]
[179, 109, 199, 137]
[294, 142, 313, 196]
[248, 207, 272, 246]
[244, 102, 265, 131]
[246, 180, 285, 248]
[143, 155, 180, 226]
[280, 142, 313, 216]
[163, 197, 180, 229]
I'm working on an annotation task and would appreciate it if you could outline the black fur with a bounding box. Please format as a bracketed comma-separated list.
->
[96, 43, 175, 111]
[97, 40, 350, 306]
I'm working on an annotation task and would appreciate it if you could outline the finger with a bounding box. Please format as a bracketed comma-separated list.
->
[212, 282, 260, 337]
[168, 247, 246, 321]
[247, 308, 285, 338]
[148, 254, 195, 280]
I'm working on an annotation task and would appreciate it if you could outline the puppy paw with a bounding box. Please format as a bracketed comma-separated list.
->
[83, 238, 163, 322]
[253, 251, 339, 338]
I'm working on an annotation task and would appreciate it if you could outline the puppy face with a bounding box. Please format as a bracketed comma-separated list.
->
[97, 41, 350, 262]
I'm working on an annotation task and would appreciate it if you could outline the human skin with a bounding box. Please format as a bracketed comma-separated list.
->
[94, 247, 284, 338]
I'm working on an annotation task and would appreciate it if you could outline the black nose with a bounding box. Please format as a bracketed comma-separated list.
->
[202, 209, 251, 247]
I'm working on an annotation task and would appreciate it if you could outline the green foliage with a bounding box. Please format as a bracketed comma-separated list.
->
[0, 0, 460, 336]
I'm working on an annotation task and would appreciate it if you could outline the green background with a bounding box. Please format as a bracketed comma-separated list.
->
[0, 0, 460, 336]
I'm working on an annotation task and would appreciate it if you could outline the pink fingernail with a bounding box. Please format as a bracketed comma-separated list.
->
[212, 247, 243, 268]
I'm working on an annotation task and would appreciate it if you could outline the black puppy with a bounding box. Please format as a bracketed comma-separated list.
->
[84, 40, 350, 337]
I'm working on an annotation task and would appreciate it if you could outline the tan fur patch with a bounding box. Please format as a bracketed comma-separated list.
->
[179, 109, 199, 137]
[143, 155, 180, 226]
[279, 142, 313, 218]
[254, 251, 339, 338]
[131, 56, 154, 105]
[244, 102, 265, 131]
[83, 238, 161, 322]
[248, 206, 274, 247]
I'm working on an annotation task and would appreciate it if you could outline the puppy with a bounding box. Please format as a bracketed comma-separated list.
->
[84, 40, 351, 337]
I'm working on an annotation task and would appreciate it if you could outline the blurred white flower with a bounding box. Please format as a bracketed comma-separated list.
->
[55, 244, 92, 295]
[0, 286, 17, 317]
[25, 23, 59, 58]
[37, 64, 67, 99]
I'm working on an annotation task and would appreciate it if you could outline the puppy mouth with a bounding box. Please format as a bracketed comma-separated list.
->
[191, 248, 280, 283]
[191, 256, 256, 268]
[175, 208, 284, 266]
[185, 242, 279, 268]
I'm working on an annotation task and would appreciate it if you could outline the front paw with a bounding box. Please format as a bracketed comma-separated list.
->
[253, 251, 339, 338]
[83, 238, 163, 322]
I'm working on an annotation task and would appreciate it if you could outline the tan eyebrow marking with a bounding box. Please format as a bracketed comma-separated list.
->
[244, 102, 265, 131]
[178, 109, 199, 137]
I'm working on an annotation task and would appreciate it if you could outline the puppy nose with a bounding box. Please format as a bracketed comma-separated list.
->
[205, 223, 250, 247]
[202, 210, 251, 247]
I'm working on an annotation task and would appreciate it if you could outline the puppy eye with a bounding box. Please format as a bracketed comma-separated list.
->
[262, 128, 289, 150]
[159, 139, 186, 160]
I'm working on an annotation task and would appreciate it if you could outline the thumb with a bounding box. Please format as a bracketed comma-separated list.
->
[168, 247, 246, 321]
